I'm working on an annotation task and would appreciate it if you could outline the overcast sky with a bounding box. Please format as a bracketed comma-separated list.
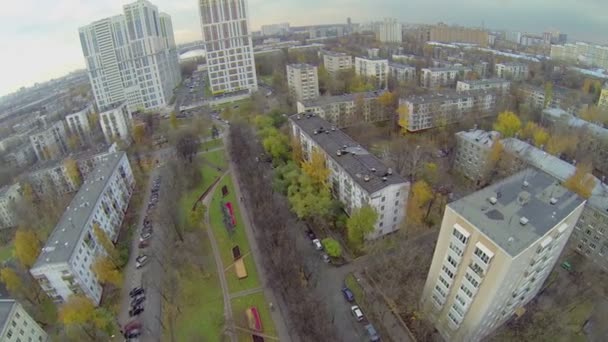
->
[1, 0, 606, 97]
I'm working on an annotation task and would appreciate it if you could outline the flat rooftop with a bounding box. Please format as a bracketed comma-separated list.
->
[324, 51, 350, 57]
[543, 108, 608, 139]
[290, 114, 407, 195]
[402, 89, 495, 105]
[31, 152, 126, 269]
[389, 62, 415, 69]
[0, 300, 16, 327]
[299, 91, 383, 107]
[287, 63, 316, 70]
[449, 169, 584, 256]
[459, 78, 509, 85]
[422, 66, 470, 72]
[456, 129, 500, 148]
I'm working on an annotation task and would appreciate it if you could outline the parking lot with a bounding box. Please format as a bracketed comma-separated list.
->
[176, 70, 208, 112]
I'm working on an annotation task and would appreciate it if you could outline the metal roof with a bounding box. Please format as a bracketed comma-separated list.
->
[543, 108, 608, 139]
[299, 91, 383, 108]
[0, 300, 15, 328]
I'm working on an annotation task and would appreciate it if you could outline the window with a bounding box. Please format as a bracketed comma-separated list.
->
[449, 242, 464, 256]
[465, 272, 480, 288]
[439, 275, 450, 288]
[11, 320, 16, 327]
[381, 196, 385, 202]
[7, 330, 12, 338]
[447, 255, 458, 267]
[474, 247, 491, 263]
[460, 284, 473, 298]
[455, 294, 466, 307]
[442, 265, 454, 279]
[453, 228, 468, 244]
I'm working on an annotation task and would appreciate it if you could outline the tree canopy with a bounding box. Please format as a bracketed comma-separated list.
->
[322, 238, 342, 258]
[301, 150, 330, 189]
[346, 205, 378, 250]
[407, 180, 434, 225]
[14, 228, 40, 268]
[563, 162, 596, 199]
[493, 111, 522, 138]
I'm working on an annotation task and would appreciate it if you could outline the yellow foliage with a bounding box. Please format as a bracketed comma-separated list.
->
[533, 128, 550, 148]
[407, 181, 434, 225]
[64, 158, 82, 187]
[580, 105, 608, 125]
[0, 268, 23, 295]
[397, 105, 409, 135]
[59, 295, 95, 326]
[169, 112, 178, 129]
[563, 162, 596, 199]
[92, 256, 123, 287]
[133, 124, 146, 145]
[93, 224, 118, 263]
[302, 150, 330, 189]
[546, 133, 578, 156]
[493, 111, 521, 138]
[14, 229, 40, 268]
[291, 136, 303, 165]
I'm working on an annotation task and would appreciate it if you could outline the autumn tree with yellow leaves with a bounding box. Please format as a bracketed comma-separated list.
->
[302, 150, 330, 189]
[563, 162, 596, 199]
[59, 295, 116, 339]
[92, 256, 123, 287]
[493, 111, 522, 138]
[64, 158, 82, 187]
[397, 104, 410, 135]
[14, 228, 40, 268]
[92, 224, 119, 265]
[407, 180, 434, 225]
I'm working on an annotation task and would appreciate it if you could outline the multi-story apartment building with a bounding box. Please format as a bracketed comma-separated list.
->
[286, 64, 319, 102]
[65, 104, 94, 146]
[3, 145, 37, 168]
[518, 84, 583, 114]
[505, 31, 522, 45]
[377, 18, 402, 43]
[79, 0, 181, 112]
[421, 67, 472, 88]
[388, 63, 417, 84]
[323, 51, 353, 75]
[0, 299, 48, 342]
[430, 24, 488, 47]
[355, 57, 389, 89]
[30, 152, 134, 304]
[199, 0, 258, 96]
[421, 169, 585, 341]
[399, 90, 498, 132]
[260, 22, 290, 36]
[494, 63, 529, 81]
[456, 79, 510, 95]
[0, 184, 21, 229]
[501, 138, 608, 271]
[454, 130, 501, 182]
[551, 42, 608, 70]
[597, 84, 608, 111]
[290, 114, 410, 239]
[99, 102, 133, 144]
[296, 91, 384, 128]
[520, 34, 545, 47]
[29, 121, 69, 162]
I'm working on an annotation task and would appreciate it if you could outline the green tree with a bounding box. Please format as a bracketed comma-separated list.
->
[322, 238, 342, 258]
[421, 162, 439, 186]
[92, 224, 119, 265]
[544, 82, 554, 108]
[262, 130, 290, 162]
[493, 111, 522, 138]
[346, 205, 378, 250]
[14, 228, 40, 268]
[287, 174, 332, 219]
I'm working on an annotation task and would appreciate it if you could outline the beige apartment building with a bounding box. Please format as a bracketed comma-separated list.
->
[296, 91, 384, 128]
[430, 24, 488, 47]
[456, 79, 510, 95]
[323, 51, 353, 75]
[287, 64, 320, 101]
[494, 63, 529, 81]
[421, 170, 585, 341]
[389, 62, 417, 84]
[421, 67, 472, 88]
[355, 57, 389, 89]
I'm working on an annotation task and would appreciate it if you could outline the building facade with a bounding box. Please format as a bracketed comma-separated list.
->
[3, 145, 37, 168]
[296, 91, 384, 127]
[323, 52, 353, 75]
[430, 24, 488, 47]
[388, 63, 417, 84]
[99, 102, 133, 144]
[30, 152, 134, 305]
[421, 170, 585, 341]
[597, 84, 608, 111]
[494, 63, 529, 81]
[454, 130, 501, 182]
[551, 42, 608, 70]
[261, 22, 289, 36]
[0, 299, 48, 342]
[456, 79, 510, 95]
[355, 57, 388, 89]
[65, 104, 94, 146]
[290, 114, 410, 239]
[286, 64, 319, 101]
[199, 0, 258, 95]
[399, 90, 498, 132]
[29, 121, 69, 162]
[0, 184, 21, 229]
[421, 67, 473, 88]
[377, 18, 402, 43]
[79, 0, 181, 112]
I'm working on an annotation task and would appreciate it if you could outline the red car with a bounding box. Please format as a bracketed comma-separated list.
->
[123, 320, 142, 332]
[138, 240, 150, 249]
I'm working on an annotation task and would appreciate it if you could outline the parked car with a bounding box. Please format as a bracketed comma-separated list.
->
[312, 239, 323, 251]
[341, 287, 354, 302]
[364, 324, 380, 341]
[131, 296, 145, 307]
[129, 306, 144, 317]
[136, 255, 149, 269]
[305, 229, 316, 240]
[125, 329, 141, 339]
[351, 305, 364, 321]
[123, 320, 142, 332]
[129, 287, 144, 297]
[140, 231, 152, 242]
[138, 240, 150, 249]
[322, 253, 330, 263]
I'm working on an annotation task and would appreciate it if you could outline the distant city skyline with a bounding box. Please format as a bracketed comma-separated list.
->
[1, 0, 607, 97]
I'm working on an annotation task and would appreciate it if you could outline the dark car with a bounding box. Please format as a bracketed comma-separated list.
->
[129, 306, 144, 317]
[138, 240, 150, 249]
[365, 324, 380, 341]
[342, 287, 355, 302]
[305, 229, 316, 240]
[131, 296, 145, 307]
[125, 328, 141, 339]
[129, 287, 144, 297]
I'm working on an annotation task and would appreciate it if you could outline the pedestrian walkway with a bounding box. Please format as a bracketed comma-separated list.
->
[229, 287, 264, 299]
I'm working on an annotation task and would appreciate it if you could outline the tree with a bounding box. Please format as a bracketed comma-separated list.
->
[0, 268, 23, 296]
[421, 162, 438, 186]
[546, 132, 578, 156]
[92, 224, 119, 265]
[353, 94, 365, 121]
[493, 111, 522, 138]
[301, 150, 330, 189]
[262, 130, 290, 162]
[64, 158, 82, 187]
[291, 137, 303, 165]
[175, 130, 199, 163]
[169, 112, 178, 129]
[563, 162, 596, 199]
[92, 256, 122, 287]
[407, 180, 433, 225]
[521, 122, 550, 147]
[346, 205, 378, 250]
[322, 238, 342, 258]
[397, 104, 410, 135]
[67, 134, 81, 151]
[14, 229, 40, 268]
[580, 105, 608, 125]
[132, 124, 146, 145]
[188, 205, 205, 229]
[544, 82, 554, 108]
[288, 173, 332, 219]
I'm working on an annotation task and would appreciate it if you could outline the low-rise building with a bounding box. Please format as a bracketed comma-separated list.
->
[456, 79, 510, 95]
[355, 57, 389, 89]
[494, 63, 529, 80]
[399, 90, 498, 132]
[290, 114, 410, 239]
[518, 85, 582, 114]
[0, 299, 48, 342]
[454, 130, 501, 182]
[260, 22, 290, 36]
[296, 91, 384, 127]
[99, 102, 133, 144]
[421, 169, 585, 341]
[430, 24, 488, 47]
[0, 184, 21, 229]
[421, 66, 473, 88]
[65, 104, 94, 145]
[389, 62, 417, 84]
[29, 121, 69, 161]
[30, 152, 134, 304]
[286, 64, 320, 102]
[323, 51, 353, 75]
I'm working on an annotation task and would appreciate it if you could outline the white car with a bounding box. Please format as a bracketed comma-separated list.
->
[136, 255, 149, 269]
[312, 239, 323, 251]
[351, 305, 364, 321]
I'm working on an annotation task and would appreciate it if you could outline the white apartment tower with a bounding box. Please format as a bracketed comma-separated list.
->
[29, 121, 69, 162]
[421, 170, 585, 341]
[287, 64, 320, 102]
[0, 184, 21, 230]
[377, 18, 402, 43]
[355, 57, 389, 89]
[65, 104, 94, 146]
[78, 0, 181, 112]
[323, 52, 353, 75]
[199, 0, 258, 95]
[99, 102, 133, 144]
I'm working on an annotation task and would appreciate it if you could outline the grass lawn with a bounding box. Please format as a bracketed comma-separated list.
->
[200, 138, 223, 151]
[345, 273, 365, 304]
[179, 155, 224, 230]
[231, 292, 277, 341]
[0, 243, 13, 263]
[203, 149, 228, 169]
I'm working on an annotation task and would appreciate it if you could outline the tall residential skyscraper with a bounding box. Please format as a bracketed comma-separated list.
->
[421, 169, 585, 341]
[78, 0, 181, 112]
[377, 18, 402, 43]
[199, 0, 258, 96]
